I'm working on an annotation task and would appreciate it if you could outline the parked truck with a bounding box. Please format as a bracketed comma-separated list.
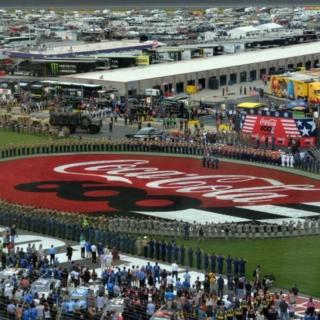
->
[270, 71, 320, 103]
[49, 112, 102, 134]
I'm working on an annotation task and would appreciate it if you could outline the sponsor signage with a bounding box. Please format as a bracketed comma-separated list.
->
[0, 155, 319, 217]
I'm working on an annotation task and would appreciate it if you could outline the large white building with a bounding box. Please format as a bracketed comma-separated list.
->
[61, 42, 320, 96]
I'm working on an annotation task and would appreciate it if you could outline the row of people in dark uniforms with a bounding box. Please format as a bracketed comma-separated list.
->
[202, 154, 220, 169]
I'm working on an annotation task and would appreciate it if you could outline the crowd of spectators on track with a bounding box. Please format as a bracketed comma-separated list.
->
[0, 222, 319, 320]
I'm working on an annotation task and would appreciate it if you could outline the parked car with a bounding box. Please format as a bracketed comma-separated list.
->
[0, 268, 29, 281]
[30, 278, 61, 298]
[105, 297, 126, 314]
[125, 127, 164, 140]
[69, 286, 90, 301]
[61, 286, 91, 312]
[151, 309, 178, 320]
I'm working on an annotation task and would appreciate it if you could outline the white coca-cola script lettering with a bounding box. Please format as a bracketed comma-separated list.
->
[259, 118, 277, 127]
[54, 160, 319, 204]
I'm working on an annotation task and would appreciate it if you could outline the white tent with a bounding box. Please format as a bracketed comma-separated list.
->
[256, 23, 284, 32]
[228, 26, 260, 39]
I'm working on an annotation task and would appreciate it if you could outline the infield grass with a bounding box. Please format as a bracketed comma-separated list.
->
[0, 128, 319, 296]
[172, 235, 320, 297]
[0, 129, 69, 146]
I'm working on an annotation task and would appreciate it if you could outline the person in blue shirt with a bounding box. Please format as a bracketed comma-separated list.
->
[148, 239, 154, 259]
[102, 270, 109, 286]
[210, 253, 216, 273]
[23, 307, 31, 320]
[109, 270, 116, 284]
[85, 241, 91, 259]
[217, 254, 224, 274]
[180, 245, 185, 266]
[182, 278, 190, 289]
[217, 275, 224, 298]
[27, 263, 33, 274]
[176, 278, 182, 291]
[137, 269, 146, 288]
[153, 262, 160, 283]
[183, 270, 191, 283]
[167, 242, 173, 263]
[165, 291, 176, 301]
[204, 253, 209, 272]
[233, 257, 240, 275]
[107, 281, 114, 298]
[184, 223, 190, 240]
[173, 244, 179, 262]
[45, 268, 52, 279]
[147, 300, 156, 318]
[20, 257, 28, 268]
[114, 268, 121, 285]
[226, 255, 233, 275]
[160, 241, 166, 261]
[239, 258, 247, 276]
[54, 268, 61, 280]
[97, 242, 104, 256]
[48, 245, 56, 265]
[188, 247, 193, 268]
[29, 304, 38, 320]
[24, 293, 33, 304]
[196, 248, 202, 270]
[146, 262, 152, 275]
[155, 240, 161, 260]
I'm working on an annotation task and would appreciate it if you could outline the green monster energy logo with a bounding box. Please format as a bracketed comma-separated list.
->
[50, 63, 59, 76]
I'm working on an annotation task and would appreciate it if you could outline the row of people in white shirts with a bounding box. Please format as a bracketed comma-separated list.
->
[280, 153, 294, 167]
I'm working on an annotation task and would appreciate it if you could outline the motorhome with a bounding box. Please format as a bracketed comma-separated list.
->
[3, 36, 37, 48]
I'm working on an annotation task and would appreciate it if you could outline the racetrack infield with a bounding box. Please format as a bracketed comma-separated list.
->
[1, 152, 320, 295]
[0, 153, 320, 220]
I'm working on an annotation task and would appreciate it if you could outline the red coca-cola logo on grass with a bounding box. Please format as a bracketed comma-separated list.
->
[0, 154, 319, 216]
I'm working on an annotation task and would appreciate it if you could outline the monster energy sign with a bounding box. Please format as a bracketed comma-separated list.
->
[50, 63, 59, 76]
[50, 63, 77, 75]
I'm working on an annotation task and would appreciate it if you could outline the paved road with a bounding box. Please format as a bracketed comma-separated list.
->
[89, 118, 152, 140]
[24, 108, 164, 140]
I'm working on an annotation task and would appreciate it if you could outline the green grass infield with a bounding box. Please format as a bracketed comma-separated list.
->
[0, 129, 319, 296]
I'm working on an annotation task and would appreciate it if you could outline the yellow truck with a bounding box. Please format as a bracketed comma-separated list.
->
[186, 85, 199, 94]
[270, 72, 320, 103]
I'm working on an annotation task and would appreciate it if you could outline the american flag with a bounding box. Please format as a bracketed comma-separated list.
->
[242, 115, 257, 133]
[280, 119, 301, 137]
[295, 119, 317, 137]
